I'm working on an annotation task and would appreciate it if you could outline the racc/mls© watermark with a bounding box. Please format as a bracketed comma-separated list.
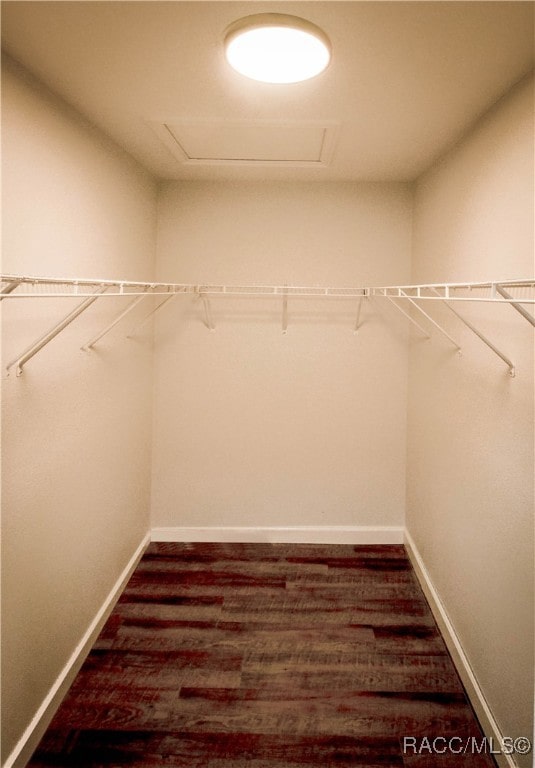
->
[402, 736, 532, 757]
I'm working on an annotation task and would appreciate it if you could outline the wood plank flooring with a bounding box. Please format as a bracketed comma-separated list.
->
[28, 543, 496, 767]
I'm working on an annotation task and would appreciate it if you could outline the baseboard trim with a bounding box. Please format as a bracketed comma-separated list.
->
[150, 525, 404, 544]
[5, 527, 512, 768]
[4, 532, 151, 768]
[404, 529, 517, 768]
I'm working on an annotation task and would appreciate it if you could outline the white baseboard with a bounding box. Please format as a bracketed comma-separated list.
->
[4, 532, 151, 768]
[150, 525, 404, 544]
[404, 529, 517, 768]
[6, 527, 512, 768]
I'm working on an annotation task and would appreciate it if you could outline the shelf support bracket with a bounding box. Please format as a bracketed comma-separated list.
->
[6, 286, 108, 376]
[431, 288, 515, 376]
[82, 291, 149, 351]
[354, 295, 364, 334]
[495, 284, 535, 327]
[384, 296, 431, 337]
[399, 290, 461, 350]
[200, 292, 215, 331]
[127, 293, 178, 337]
[0, 279, 22, 301]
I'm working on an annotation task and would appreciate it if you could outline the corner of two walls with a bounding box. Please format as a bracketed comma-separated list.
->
[1, 57, 157, 765]
[405, 73, 534, 765]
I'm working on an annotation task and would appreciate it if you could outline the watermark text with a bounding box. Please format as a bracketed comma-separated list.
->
[402, 736, 532, 757]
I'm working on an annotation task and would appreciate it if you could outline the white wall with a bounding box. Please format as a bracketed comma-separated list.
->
[2, 46, 532, 768]
[1, 57, 157, 764]
[151, 181, 412, 534]
[406, 74, 534, 762]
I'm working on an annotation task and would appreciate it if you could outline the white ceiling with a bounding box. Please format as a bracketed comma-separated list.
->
[1, 1, 533, 182]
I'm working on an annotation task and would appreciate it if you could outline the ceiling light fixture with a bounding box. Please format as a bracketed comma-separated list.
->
[224, 14, 331, 84]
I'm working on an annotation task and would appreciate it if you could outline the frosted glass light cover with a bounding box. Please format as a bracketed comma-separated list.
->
[224, 14, 331, 84]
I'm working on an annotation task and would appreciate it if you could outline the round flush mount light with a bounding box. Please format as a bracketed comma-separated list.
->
[224, 14, 331, 84]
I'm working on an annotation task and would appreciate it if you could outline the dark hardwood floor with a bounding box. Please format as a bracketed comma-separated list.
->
[28, 543, 497, 767]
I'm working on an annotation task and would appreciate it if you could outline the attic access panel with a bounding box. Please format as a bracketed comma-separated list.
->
[150, 120, 339, 167]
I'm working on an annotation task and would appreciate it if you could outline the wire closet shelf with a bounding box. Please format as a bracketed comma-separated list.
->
[2, 274, 534, 378]
[1, 274, 535, 300]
